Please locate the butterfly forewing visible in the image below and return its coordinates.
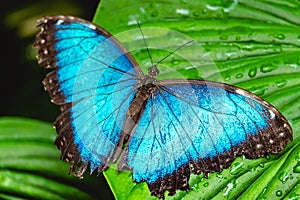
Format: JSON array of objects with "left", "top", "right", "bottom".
[{"left": 34, "top": 16, "right": 143, "bottom": 175}]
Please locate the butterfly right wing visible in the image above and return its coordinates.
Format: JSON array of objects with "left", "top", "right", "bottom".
[
  {"left": 34, "top": 16, "right": 143, "bottom": 175},
  {"left": 124, "top": 79, "right": 292, "bottom": 198}
]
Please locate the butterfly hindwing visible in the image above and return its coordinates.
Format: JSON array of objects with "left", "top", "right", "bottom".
[
  {"left": 34, "top": 16, "right": 143, "bottom": 175},
  {"left": 125, "top": 80, "right": 292, "bottom": 198}
]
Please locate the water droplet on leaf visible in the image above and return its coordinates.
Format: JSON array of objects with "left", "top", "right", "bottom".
[
  {"left": 230, "top": 162, "right": 244, "bottom": 175},
  {"left": 223, "top": 179, "right": 237, "bottom": 197},
  {"left": 275, "top": 79, "right": 287, "bottom": 88},
  {"left": 259, "top": 163, "right": 265, "bottom": 168},
  {"left": 220, "top": 35, "right": 228, "bottom": 40},
  {"left": 171, "top": 59, "right": 180, "bottom": 65},
  {"left": 248, "top": 67, "right": 257, "bottom": 78},
  {"left": 203, "top": 182, "right": 209, "bottom": 187},
  {"left": 193, "top": 11, "right": 199, "bottom": 17},
  {"left": 224, "top": 75, "right": 231, "bottom": 81},
  {"left": 250, "top": 85, "right": 268, "bottom": 96},
  {"left": 269, "top": 33, "right": 286, "bottom": 40},
  {"left": 216, "top": 172, "right": 223, "bottom": 179},
  {"left": 235, "top": 73, "right": 243, "bottom": 79},
  {"left": 260, "top": 64, "right": 277, "bottom": 73},
  {"left": 151, "top": 11, "right": 158, "bottom": 17},
  {"left": 276, "top": 190, "right": 283, "bottom": 197},
  {"left": 279, "top": 171, "right": 290, "bottom": 184},
  {"left": 293, "top": 161, "right": 300, "bottom": 173}
]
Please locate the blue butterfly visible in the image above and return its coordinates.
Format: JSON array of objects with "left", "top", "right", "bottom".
[{"left": 34, "top": 16, "right": 293, "bottom": 199}]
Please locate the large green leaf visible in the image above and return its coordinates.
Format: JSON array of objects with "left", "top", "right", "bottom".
[
  {"left": 0, "top": 117, "right": 105, "bottom": 200},
  {"left": 93, "top": 0, "right": 300, "bottom": 199}
]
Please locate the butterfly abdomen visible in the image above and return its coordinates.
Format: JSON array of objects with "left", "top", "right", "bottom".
[
  {"left": 113, "top": 81, "right": 158, "bottom": 162},
  {"left": 128, "top": 84, "right": 156, "bottom": 116}
]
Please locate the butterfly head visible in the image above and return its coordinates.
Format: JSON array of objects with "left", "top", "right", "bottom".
[{"left": 148, "top": 64, "right": 159, "bottom": 77}]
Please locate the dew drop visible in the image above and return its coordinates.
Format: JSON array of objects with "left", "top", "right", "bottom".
[
  {"left": 259, "top": 163, "right": 265, "bottom": 168},
  {"left": 279, "top": 171, "right": 290, "bottom": 184},
  {"left": 203, "top": 182, "right": 209, "bottom": 187},
  {"left": 193, "top": 11, "right": 199, "bottom": 17},
  {"left": 220, "top": 35, "right": 228, "bottom": 40},
  {"left": 151, "top": 11, "right": 158, "bottom": 17},
  {"left": 276, "top": 190, "right": 283, "bottom": 197},
  {"left": 235, "top": 73, "right": 243, "bottom": 79},
  {"left": 223, "top": 179, "right": 237, "bottom": 197},
  {"left": 235, "top": 36, "right": 241, "bottom": 41},
  {"left": 249, "top": 167, "right": 257, "bottom": 173},
  {"left": 248, "top": 67, "right": 257, "bottom": 78},
  {"left": 230, "top": 162, "right": 244, "bottom": 175},
  {"left": 224, "top": 75, "right": 231, "bottom": 81},
  {"left": 293, "top": 161, "right": 300, "bottom": 173},
  {"left": 269, "top": 33, "right": 286, "bottom": 40},
  {"left": 250, "top": 85, "right": 268, "bottom": 96},
  {"left": 190, "top": 184, "right": 199, "bottom": 191},
  {"left": 202, "top": 8, "right": 207, "bottom": 14},
  {"left": 171, "top": 59, "right": 180, "bottom": 65},
  {"left": 260, "top": 64, "right": 277, "bottom": 73},
  {"left": 216, "top": 172, "right": 223, "bottom": 179},
  {"left": 275, "top": 79, "right": 287, "bottom": 88}
]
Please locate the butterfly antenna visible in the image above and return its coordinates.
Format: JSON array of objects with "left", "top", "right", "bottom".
[
  {"left": 156, "top": 40, "right": 194, "bottom": 65},
  {"left": 137, "top": 21, "right": 154, "bottom": 66}
]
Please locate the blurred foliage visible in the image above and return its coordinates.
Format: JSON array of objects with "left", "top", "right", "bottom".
[
  {"left": 0, "top": 0, "right": 98, "bottom": 122},
  {"left": 0, "top": 117, "right": 113, "bottom": 199}
]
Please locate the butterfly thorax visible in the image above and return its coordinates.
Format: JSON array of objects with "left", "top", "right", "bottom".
[{"left": 127, "top": 74, "right": 157, "bottom": 119}]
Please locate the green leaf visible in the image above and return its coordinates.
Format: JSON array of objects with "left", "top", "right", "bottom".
[
  {"left": 93, "top": 0, "right": 300, "bottom": 199},
  {"left": 0, "top": 117, "right": 104, "bottom": 200}
]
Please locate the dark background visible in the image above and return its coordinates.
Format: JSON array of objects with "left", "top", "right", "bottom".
[
  {"left": 0, "top": 0, "right": 98, "bottom": 121},
  {"left": 0, "top": 0, "right": 114, "bottom": 199}
]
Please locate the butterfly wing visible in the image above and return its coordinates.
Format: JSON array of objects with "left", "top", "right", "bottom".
[
  {"left": 34, "top": 16, "right": 143, "bottom": 175},
  {"left": 125, "top": 79, "right": 292, "bottom": 198}
]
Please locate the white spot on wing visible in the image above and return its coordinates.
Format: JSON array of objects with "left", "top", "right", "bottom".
[
  {"left": 235, "top": 89, "right": 246, "bottom": 96},
  {"left": 56, "top": 19, "right": 64, "bottom": 25},
  {"left": 269, "top": 109, "right": 275, "bottom": 119},
  {"left": 279, "top": 132, "right": 285, "bottom": 137},
  {"left": 88, "top": 24, "right": 97, "bottom": 30}
]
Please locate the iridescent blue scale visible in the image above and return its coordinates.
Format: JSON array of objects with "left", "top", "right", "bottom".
[{"left": 34, "top": 16, "right": 292, "bottom": 199}]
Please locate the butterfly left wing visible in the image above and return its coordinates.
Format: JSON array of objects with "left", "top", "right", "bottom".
[
  {"left": 34, "top": 16, "right": 143, "bottom": 175},
  {"left": 123, "top": 79, "right": 292, "bottom": 198}
]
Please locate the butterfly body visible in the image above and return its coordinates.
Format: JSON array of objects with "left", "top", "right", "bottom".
[
  {"left": 113, "top": 74, "right": 158, "bottom": 163},
  {"left": 34, "top": 16, "right": 293, "bottom": 199}
]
